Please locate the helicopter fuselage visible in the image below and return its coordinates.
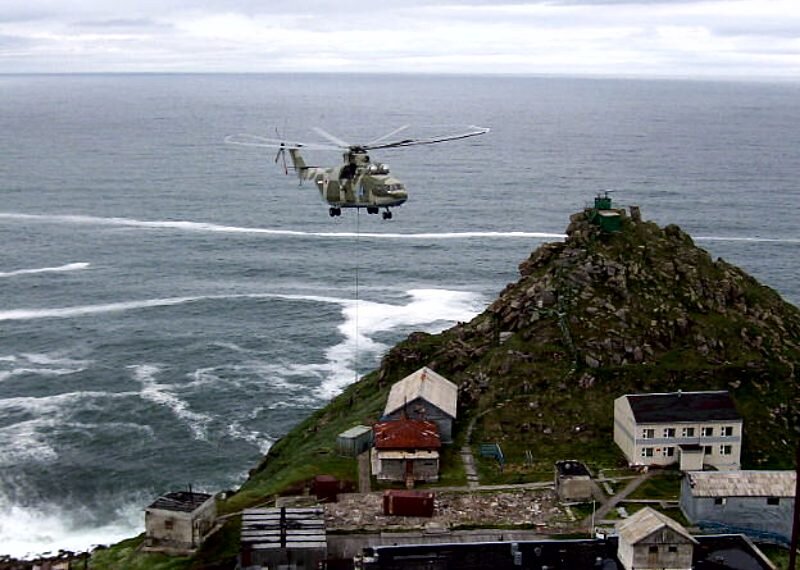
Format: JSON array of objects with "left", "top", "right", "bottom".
[{"left": 289, "top": 148, "right": 408, "bottom": 215}]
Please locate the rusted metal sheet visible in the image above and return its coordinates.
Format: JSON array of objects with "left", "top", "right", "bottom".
[{"left": 383, "top": 490, "right": 435, "bottom": 517}]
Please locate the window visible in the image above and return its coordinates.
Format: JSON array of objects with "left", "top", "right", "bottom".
[
  {"left": 704, "top": 445, "right": 713, "bottom": 455},
  {"left": 721, "top": 426, "right": 734, "bottom": 437},
  {"left": 701, "top": 426, "right": 714, "bottom": 437},
  {"left": 663, "top": 447, "right": 675, "bottom": 457},
  {"left": 649, "top": 546, "right": 659, "bottom": 553},
  {"left": 682, "top": 427, "right": 695, "bottom": 437},
  {"left": 719, "top": 444, "right": 732, "bottom": 456},
  {"left": 642, "top": 428, "right": 655, "bottom": 439},
  {"left": 714, "top": 497, "right": 726, "bottom": 506},
  {"left": 668, "top": 546, "right": 678, "bottom": 553},
  {"left": 663, "top": 428, "right": 676, "bottom": 438},
  {"left": 164, "top": 519, "right": 174, "bottom": 530},
  {"left": 641, "top": 447, "right": 654, "bottom": 458},
  {"left": 767, "top": 497, "right": 780, "bottom": 506}
]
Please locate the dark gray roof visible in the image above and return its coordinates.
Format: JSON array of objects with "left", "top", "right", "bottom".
[
  {"left": 555, "top": 460, "right": 590, "bottom": 477},
  {"left": 147, "top": 491, "right": 213, "bottom": 512},
  {"left": 626, "top": 391, "right": 740, "bottom": 423},
  {"left": 361, "top": 535, "right": 773, "bottom": 570}
]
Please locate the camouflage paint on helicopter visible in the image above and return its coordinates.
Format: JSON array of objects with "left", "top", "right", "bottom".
[{"left": 226, "top": 125, "right": 489, "bottom": 220}]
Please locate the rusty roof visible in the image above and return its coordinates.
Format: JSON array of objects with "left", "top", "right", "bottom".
[{"left": 373, "top": 419, "right": 441, "bottom": 450}]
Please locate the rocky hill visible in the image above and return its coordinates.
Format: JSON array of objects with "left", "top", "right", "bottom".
[
  {"left": 374, "top": 207, "right": 800, "bottom": 471},
  {"left": 235, "top": 204, "right": 799, "bottom": 512}
]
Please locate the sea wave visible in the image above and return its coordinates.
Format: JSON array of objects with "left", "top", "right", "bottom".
[
  {"left": 0, "top": 262, "right": 90, "bottom": 278},
  {"left": 129, "top": 364, "right": 213, "bottom": 442},
  {"left": 0, "top": 497, "right": 144, "bottom": 559},
  {"left": 0, "top": 212, "right": 561, "bottom": 240}
]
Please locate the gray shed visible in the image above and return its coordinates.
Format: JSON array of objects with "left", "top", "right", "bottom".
[
  {"left": 680, "top": 470, "right": 795, "bottom": 544},
  {"left": 337, "top": 425, "right": 373, "bottom": 456}
]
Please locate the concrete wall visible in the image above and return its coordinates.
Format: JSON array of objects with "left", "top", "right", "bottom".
[
  {"left": 680, "top": 478, "right": 794, "bottom": 543},
  {"left": 376, "top": 457, "right": 439, "bottom": 482},
  {"left": 145, "top": 498, "right": 216, "bottom": 550},
  {"left": 556, "top": 476, "right": 593, "bottom": 502}
]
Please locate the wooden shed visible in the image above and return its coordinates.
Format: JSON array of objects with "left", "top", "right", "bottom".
[
  {"left": 616, "top": 507, "right": 696, "bottom": 570},
  {"left": 383, "top": 367, "right": 457, "bottom": 443}
]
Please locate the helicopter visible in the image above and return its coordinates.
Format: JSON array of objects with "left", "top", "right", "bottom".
[{"left": 225, "top": 125, "right": 489, "bottom": 219}]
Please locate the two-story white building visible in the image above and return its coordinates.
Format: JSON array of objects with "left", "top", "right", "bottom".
[{"left": 614, "top": 390, "right": 742, "bottom": 470}]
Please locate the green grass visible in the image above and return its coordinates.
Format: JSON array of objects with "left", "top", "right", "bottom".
[
  {"left": 757, "top": 544, "right": 790, "bottom": 570},
  {"left": 627, "top": 470, "right": 682, "bottom": 501},
  {"left": 89, "top": 536, "right": 191, "bottom": 570}
]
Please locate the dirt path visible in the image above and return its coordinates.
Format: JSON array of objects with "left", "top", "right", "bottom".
[{"left": 581, "top": 470, "right": 655, "bottom": 528}]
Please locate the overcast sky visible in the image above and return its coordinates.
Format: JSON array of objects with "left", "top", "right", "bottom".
[{"left": 1, "top": 0, "right": 799, "bottom": 78}]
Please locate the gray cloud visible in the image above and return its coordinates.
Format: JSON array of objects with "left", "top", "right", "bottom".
[{"left": 0, "top": 0, "right": 797, "bottom": 77}]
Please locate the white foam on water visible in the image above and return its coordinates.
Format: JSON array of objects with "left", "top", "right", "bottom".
[
  {"left": 0, "top": 498, "right": 143, "bottom": 559},
  {"left": 0, "top": 352, "right": 92, "bottom": 383},
  {"left": 316, "top": 288, "right": 485, "bottom": 398},
  {"left": 130, "top": 364, "right": 213, "bottom": 441},
  {"left": 0, "top": 262, "right": 90, "bottom": 278},
  {"left": 0, "top": 296, "right": 203, "bottom": 322},
  {"left": 0, "top": 212, "right": 561, "bottom": 240},
  {"left": 0, "top": 419, "right": 59, "bottom": 465},
  {"left": 225, "top": 421, "right": 274, "bottom": 454},
  {"left": 695, "top": 235, "right": 800, "bottom": 244},
  {"left": 0, "top": 292, "right": 350, "bottom": 323}
]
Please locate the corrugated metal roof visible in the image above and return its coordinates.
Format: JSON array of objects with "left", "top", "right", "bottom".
[
  {"left": 384, "top": 367, "right": 458, "bottom": 419},
  {"left": 241, "top": 507, "right": 326, "bottom": 550},
  {"left": 617, "top": 507, "right": 697, "bottom": 545},
  {"left": 625, "top": 390, "right": 741, "bottom": 423},
  {"left": 373, "top": 419, "right": 441, "bottom": 450},
  {"left": 686, "top": 470, "right": 796, "bottom": 497},
  {"left": 337, "top": 425, "right": 372, "bottom": 439}
]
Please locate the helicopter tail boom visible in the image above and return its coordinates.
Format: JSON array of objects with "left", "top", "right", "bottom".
[{"left": 287, "top": 148, "right": 314, "bottom": 180}]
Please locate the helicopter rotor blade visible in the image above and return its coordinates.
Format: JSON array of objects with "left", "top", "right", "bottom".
[
  {"left": 365, "top": 125, "right": 410, "bottom": 146},
  {"left": 312, "top": 127, "right": 351, "bottom": 149},
  {"left": 225, "top": 134, "right": 341, "bottom": 151},
  {"left": 364, "top": 125, "right": 490, "bottom": 150}
]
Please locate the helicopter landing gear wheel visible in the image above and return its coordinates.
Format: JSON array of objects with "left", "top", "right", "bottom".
[
  {"left": 382, "top": 210, "right": 393, "bottom": 220},
  {"left": 329, "top": 207, "right": 342, "bottom": 217},
  {"left": 367, "top": 206, "right": 379, "bottom": 215}
]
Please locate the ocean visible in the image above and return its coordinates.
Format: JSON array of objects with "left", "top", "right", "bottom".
[{"left": 0, "top": 73, "right": 798, "bottom": 557}]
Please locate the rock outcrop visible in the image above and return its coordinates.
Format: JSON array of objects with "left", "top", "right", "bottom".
[{"left": 378, "top": 208, "right": 800, "bottom": 467}]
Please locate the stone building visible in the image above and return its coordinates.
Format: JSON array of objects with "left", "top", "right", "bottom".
[
  {"left": 554, "top": 460, "right": 593, "bottom": 502},
  {"left": 681, "top": 470, "right": 795, "bottom": 544},
  {"left": 144, "top": 491, "right": 216, "bottom": 553},
  {"left": 383, "top": 367, "right": 457, "bottom": 443},
  {"left": 614, "top": 390, "right": 742, "bottom": 470}
]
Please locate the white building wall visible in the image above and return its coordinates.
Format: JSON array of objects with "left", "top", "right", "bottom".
[{"left": 613, "top": 396, "right": 742, "bottom": 469}]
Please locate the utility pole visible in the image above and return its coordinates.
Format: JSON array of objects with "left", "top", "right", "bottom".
[{"left": 790, "top": 439, "right": 800, "bottom": 570}]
